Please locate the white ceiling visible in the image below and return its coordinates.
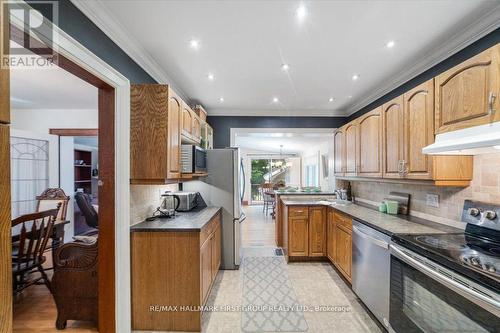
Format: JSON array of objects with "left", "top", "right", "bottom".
[
  {"left": 10, "top": 42, "right": 98, "bottom": 109},
  {"left": 235, "top": 131, "right": 332, "bottom": 154},
  {"left": 79, "top": 0, "right": 500, "bottom": 116}
]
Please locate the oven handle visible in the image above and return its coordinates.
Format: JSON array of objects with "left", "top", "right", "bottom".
[{"left": 390, "top": 244, "right": 500, "bottom": 316}]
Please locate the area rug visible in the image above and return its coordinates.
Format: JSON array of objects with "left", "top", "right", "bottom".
[{"left": 241, "top": 256, "right": 308, "bottom": 332}]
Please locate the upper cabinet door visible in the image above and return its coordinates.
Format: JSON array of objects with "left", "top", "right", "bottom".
[
  {"left": 344, "top": 122, "right": 358, "bottom": 176},
  {"left": 403, "top": 79, "right": 435, "bottom": 180},
  {"left": 192, "top": 116, "right": 201, "bottom": 143},
  {"left": 382, "top": 96, "right": 404, "bottom": 179},
  {"left": 435, "top": 44, "right": 500, "bottom": 134},
  {"left": 357, "top": 107, "right": 383, "bottom": 177},
  {"left": 182, "top": 104, "right": 193, "bottom": 137},
  {"left": 333, "top": 128, "right": 345, "bottom": 176},
  {"left": 167, "top": 89, "right": 182, "bottom": 179}
]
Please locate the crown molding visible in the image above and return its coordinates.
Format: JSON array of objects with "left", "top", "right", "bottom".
[
  {"left": 70, "top": 0, "right": 188, "bottom": 101},
  {"left": 345, "top": 4, "right": 500, "bottom": 116},
  {"left": 206, "top": 108, "right": 348, "bottom": 117}
]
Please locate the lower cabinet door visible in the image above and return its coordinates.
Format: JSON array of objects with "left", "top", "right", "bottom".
[
  {"left": 289, "top": 216, "right": 309, "bottom": 256},
  {"left": 335, "top": 226, "right": 352, "bottom": 281},
  {"left": 308, "top": 207, "right": 326, "bottom": 257},
  {"left": 200, "top": 238, "right": 212, "bottom": 304},
  {"left": 211, "top": 223, "right": 221, "bottom": 280},
  {"left": 327, "top": 209, "right": 335, "bottom": 262}
]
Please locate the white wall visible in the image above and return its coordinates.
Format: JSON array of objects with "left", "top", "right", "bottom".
[
  {"left": 11, "top": 108, "right": 98, "bottom": 132},
  {"left": 301, "top": 141, "right": 332, "bottom": 190}
]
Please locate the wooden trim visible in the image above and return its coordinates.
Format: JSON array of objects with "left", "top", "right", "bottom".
[
  {"left": 433, "top": 180, "right": 471, "bottom": 187},
  {"left": 0, "top": 125, "right": 12, "bottom": 333},
  {"left": 6, "top": 23, "right": 117, "bottom": 332},
  {"left": 49, "top": 128, "right": 98, "bottom": 136}
]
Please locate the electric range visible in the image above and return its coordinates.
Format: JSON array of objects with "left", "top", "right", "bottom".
[{"left": 389, "top": 200, "right": 500, "bottom": 333}]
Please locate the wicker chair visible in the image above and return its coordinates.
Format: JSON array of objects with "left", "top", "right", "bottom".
[{"left": 51, "top": 236, "right": 98, "bottom": 330}]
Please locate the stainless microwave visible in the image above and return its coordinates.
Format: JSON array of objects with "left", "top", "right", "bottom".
[{"left": 181, "top": 145, "right": 207, "bottom": 173}]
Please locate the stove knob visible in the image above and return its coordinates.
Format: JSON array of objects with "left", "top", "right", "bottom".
[
  {"left": 470, "top": 257, "right": 481, "bottom": 266},
  {"left": 468, "top": 208, "right": 480, "bottom": 217},
  {"left": 484, "top": 210, "right": 497, "bottom": 220},
  {"left": 484, "top": 263, "right": 496, "bottom": 273}
]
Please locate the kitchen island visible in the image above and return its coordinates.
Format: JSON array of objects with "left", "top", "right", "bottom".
[{"left": 130, "top": 206, "right": 222, "bottom": 332}]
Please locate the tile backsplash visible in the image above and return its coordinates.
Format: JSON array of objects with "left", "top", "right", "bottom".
[
  {"left": 346, "top": 153, "right": 500, "bottom": 226},
  {"left": 130, "top": 184, "right": 179, "bottom": 225}
]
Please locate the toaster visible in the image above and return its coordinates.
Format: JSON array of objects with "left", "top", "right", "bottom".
[{"left": 174, "top": 191, "right": 198, "bottom": 211}]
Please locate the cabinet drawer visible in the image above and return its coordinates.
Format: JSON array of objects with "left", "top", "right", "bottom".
[
  {"left": 289, "top": 206, "right": 309, "bottom": 218},
  {"left": 334, "top": 211, "right": 352, "bottom": 233}
]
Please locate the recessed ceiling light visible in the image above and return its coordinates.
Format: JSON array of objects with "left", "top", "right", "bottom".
[
  {"left": 347, "top": 95, "right": 353, "bottom": 99},
  {"left": 296, "top": 4, "right": 307, "bottom": 21},
  {"left": 329, "top": 97, "right": 334, "bottom": 102},
  {"left": 281, "top": 63, "right": 290, "bottom": 71},
  {"left": 219, "top": 97, "right": 224, "bottom": 102},
  {"left": 272, "top": 97, "right": 279, "bottom": 103},
  {"left": 189, "top": 39, "right": 200, "bottom": 49},
  {"left": 386, "top": 40, "right": 395, "bottom": 48},
  {"left": 352, "top": 74, "right": 359, "bottom": 81},
  {"left": 494, "top": 145, "right": 500, "bottom": 150},
  {"left": 207, "top": 73, "right": 215, "bottom": 81}
]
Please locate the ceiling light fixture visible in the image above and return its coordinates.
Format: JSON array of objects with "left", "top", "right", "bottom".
[
  {"left": 296, "top": 4, "right": 307, "bottom": 21},
  {"left": 272, "top": 97, "right": 279, "bottom": 103},
  {"left": 219, "top": 97, "right": 224, "bottom": 102},
  {"left": 189, "top": 39, "right": 200, "bottom": 49},
  {"left": 352, "top": 74, "right": 359, "bottom": 81},
  {"left": 386, "top": 40, "right": 395, "bottom": 48},
  {"left": 207, "top": 73, "right": 215, "bottom": 81},
  {"left": 494, "top": 145, "right": 500, "bottom": 150},
  {"left": 281, "top": 63, "right": 290, "bottom": 71},
  {"left": 329, "top": 97, "right": 334, "bottom": 102},
  {"left": 347, "top": 95, "right": 353, "bottom": 99}
]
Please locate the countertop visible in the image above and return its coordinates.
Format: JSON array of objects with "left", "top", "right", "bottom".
[
  {"left": 275, "top": 191, "right": 337, "bottom": 195},
  {"left": 130, "top": 206, "right": 222, "bottom": 232},
  {"left": 282, "top": 200, "right": 461, "bottom": 236}
]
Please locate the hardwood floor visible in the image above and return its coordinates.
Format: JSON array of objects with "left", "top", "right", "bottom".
[
  {"left": 13, "top": 261, "right": 98, "bottom": 332},
  {"left": 241, "top": 205, "right": 276, "bottom": 247}
]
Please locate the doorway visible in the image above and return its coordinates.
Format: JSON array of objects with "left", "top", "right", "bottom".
[{"left": 1, "top": 6, "right": 131, "bottom": 332}]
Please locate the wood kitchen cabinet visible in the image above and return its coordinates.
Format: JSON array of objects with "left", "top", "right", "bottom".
[
  {"left": 435, "top": 44, "right": 500, "bottom": 134},
  {"left": 333, "top": 127, "right": 345, "bottom": 176},
  {"left": 286, "top": 206, "right": 327, "bottom": 258},
  {"left": 382, "top": 96, "right": 404, "bottom": 178},
  {"left": 288, "top": 207, "right": 309, "bottom": 257},
  {"left": 344, "top": 121, "right": 358, "bottom": 176},
  {"left": 357, "top": 107, "right": 383, "bottom": 177},
  {"left": 326, "top": 208, "right": 336, "bottom": 262},
  {"left": 334, "top": 211, "right": 352, "bottom": 282},
  {"left": 131, "top": 212, "right": 221, "bottom": 332},
  {"left": 131, "top": 84, "right": 183, "bottom": 184},
  {"left": 308, "top": 206, "right": 327, "bottom": 257},
  {"left": 192, "top": 116, "right": 202, "bottom": 143},
  {"left": 182, "top": 103, "right": 194, "bottom": 138}
]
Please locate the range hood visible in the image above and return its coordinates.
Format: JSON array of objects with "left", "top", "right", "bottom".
[{"left": 423, "top": 122, "right": 500, "bottom": 155}]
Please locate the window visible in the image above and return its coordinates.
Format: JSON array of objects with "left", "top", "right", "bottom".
[
  {"left": 10, "top": 137, "right": 49, "bottom": 218},
  {"left": 305, "top": 164, "right": 318, "bottom": 187}
]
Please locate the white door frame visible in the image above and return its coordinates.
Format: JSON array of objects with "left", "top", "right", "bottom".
[{"left": 10, "top": 3, "right": 131, "bottom": 332}]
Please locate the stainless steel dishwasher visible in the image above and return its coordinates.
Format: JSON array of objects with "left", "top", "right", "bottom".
[{"left": 352, "top": 219, "right": 391, "bottom": 329}]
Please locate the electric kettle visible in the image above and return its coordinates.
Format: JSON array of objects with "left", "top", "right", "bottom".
[{"left": 159, "top": 192, "right": 180, "bottom": 216}]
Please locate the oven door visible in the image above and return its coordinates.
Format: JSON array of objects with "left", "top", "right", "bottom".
[{"left": 389, "top": 244, "right": 500, "bottom": 333}]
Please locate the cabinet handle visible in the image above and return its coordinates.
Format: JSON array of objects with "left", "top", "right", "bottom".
[{"left": 488, "top": 92, "right": 497, "bottom": 115}]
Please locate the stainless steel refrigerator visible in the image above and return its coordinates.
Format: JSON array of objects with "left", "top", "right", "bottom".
[{"left": 183, "top": 148, "right": 246, "bottom": 269}]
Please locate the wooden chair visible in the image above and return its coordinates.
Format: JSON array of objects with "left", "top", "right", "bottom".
[
  {"left": 260, "top": 183, "right": 275, "bottom": 215},
  {"left": 11, "top": 206, "right": 60, "bottom": 294},
  {"left": 36, "top": 188, "right": 70, "bottom": 221},
  {"left": 52, "top": 237, "right": 98, "bottom": 329}
]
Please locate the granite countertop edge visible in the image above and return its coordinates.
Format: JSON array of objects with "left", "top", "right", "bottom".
[
  {"left": 282, "top": 200, "right": 461, "bottom": 236},
  {"left": 130, "top": 206, "right": 222, "bottom": 232}
]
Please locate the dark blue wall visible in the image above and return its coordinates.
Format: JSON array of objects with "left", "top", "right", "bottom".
[
  {"left": 32, "top": 0, "right": 156, "bottom": 83},
  {"left": 206, "top": 116, "right": 345, "bottom": 148}
]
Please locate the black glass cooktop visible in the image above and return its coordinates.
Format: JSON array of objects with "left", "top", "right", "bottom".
[{"left": 393, "top": 227, "right": 500, "bottom": 292}]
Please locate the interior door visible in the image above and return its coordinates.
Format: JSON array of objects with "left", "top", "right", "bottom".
[
  {"left": 382, "top": 96, "right": 404, "bottom": 179},
  {"left": 403, "top": 79, "right": 434, "bottom": 179}
]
